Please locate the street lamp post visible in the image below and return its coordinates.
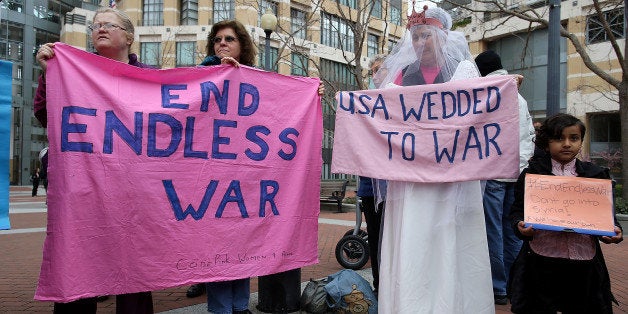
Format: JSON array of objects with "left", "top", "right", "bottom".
[{"left": 260, "top": 11, "right": 277, "bottom": 71}]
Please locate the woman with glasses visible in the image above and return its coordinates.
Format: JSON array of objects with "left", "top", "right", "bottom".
[
  {"left": 193, "top": 19, "right": 257, "bottom": 314},
  {"left": 34, "top": 7, "right": 154, "bottom": 314}
]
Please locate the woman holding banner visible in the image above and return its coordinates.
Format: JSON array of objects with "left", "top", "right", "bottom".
[
  {"left": 34, "top": 7, "right": 154, "bottom": 314},
  {"left": 373, "top": 3, "right": 494, "bottom": 313}
]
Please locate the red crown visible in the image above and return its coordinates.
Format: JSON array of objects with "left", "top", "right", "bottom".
[{"left": 407, "top": 3, "right": 444, "bottom": 30}]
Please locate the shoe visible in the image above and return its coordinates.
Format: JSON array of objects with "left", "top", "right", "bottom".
[
  {"left": 494, "top": 295, "right": 508, "bottom": 305},
  {"left": 186, "top": 283, "right": 206, "bottom": 298}
]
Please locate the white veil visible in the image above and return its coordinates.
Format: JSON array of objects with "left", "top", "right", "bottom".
[{"left": 376, "top": 2, "right": 474, "bottom": 88}]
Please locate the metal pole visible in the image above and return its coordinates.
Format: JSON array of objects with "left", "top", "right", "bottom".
[
  {"left": 547, "top": 0, "right": 561, "bottom": 116},
  {"left": 264, "top": 30, "right": 272, "bottom": 71}
]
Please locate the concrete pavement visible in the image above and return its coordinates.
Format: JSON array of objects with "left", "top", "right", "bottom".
[{"left": 2, "top": 186, "right": 627, "bottom": 313}]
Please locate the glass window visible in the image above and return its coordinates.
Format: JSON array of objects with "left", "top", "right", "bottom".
[
  {"left": 488, "top": 28, "right": 567, "bottom": 114},
  {"left": 390, "top": 0, "right": 402, "bottom": 25},
  {"left": 258, "top": 46, "right": 279, "bottom": 72},
  {"left": 387, "top": 38, "right": 397, "bottom": 53},
  {"left": 319, "top": 58, "right": 358, "bottom": 180},
  {"left": 321, "top": 13, "right": 354, "bottom": 52},
  {"left": 140, "top": 42, "right": 161, "bottom": 67},
  {"left": 586, "top": 8, "right": 624, "bottom": 44},
  {"left": 181, "top": 0, "right": 198, "bottom": 25},
  {"left": 1, "top": 0, "right": 23, "bottom": 13},
  {"left": 338, "top": 0, "right": 357, "bottom": 9},
  {"left": 589, "top": 113, "right": 622, "bottom": 174},
  {"left": 143, "top": 0, "right": 164, "bottom": 26},
  {"left": 176, "top": 41, "right": 196, "bottom": 66},
  {"left": 372, "top": 0, "right": 382, "bottom": 18},
  {"left": 291, "top": 53, "right": 308, "bottom": 76},
  {"left": 291, "top": 8, "right": 307, "bottom": 39},
  {"left": 213, "top": 0, "right": 234, "bottom": 23},
  {"left": 367, "top": 34, "right": 379, "bottom": 57}
]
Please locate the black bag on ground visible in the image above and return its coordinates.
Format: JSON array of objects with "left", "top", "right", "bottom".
[{"left": 300, "top": 278, "right": 330, "bottom": 314}]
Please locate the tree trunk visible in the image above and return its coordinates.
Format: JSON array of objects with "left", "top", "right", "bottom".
[{"left": 620, "top": 82, "right": 628, "bottom": 200}]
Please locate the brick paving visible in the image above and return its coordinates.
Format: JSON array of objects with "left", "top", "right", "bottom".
[{"left": 1, "top": 186, "right": 627, "bottom": 313}]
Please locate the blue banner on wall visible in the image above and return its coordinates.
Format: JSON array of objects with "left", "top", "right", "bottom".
[{"left": 0, "top": 60, "right": 12, "bottom": 230}]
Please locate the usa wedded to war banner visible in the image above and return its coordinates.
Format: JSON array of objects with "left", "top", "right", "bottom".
[
  {"left": 331, "top": 75, "right": 520, "bottom": 183},
  {"left": 36, "top": 44, "right": 322, "bottom": 302}
]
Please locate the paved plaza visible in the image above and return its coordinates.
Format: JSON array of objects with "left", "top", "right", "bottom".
[{"left": 1, "top": 186, "right": 626, "bottom": 313}]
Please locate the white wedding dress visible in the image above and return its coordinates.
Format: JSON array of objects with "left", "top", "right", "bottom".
[{"left": 378, "top": 61, "right": 494, "bottom": 314}]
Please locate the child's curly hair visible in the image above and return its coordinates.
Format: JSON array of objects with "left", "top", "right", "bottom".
[{"left": 535, "top": 113, "right": 586, "bottom": 150}]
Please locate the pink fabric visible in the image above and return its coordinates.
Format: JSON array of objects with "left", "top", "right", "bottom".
[
  {"left": 332, "top": 75, "right": 521, "bottom": 182},
  {"left": 35, "top": 44, "right": 322, "bottom": 302},
  {"left": 420, "top": 66, "right": 440, "bottom": 84}
]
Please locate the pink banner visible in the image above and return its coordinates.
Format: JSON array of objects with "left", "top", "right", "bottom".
[
  {"left": 332, "top": 75, "right": 520, "bottom": 182},
  {"left": 36, "top": 44, "right": 322, "bottom": 302}
]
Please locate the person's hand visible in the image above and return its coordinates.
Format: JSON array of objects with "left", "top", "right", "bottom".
[
  {"left": 36, "top": 43, "right": 56, "bottom": 73},
  {"left": 514, "top": 74, "right": 524, "bottom": 88},
  {"left": 600, "top": 226, "right": 623, "bottom": 244},
  {"left": 220, "top": 56, "right": 240, "bottom": 68},
  {"left": 318, "top": 82, "right": 325, "bottom": 96},
  {"left": 517, "top": 221, "right": 534, "bottom": 237}
]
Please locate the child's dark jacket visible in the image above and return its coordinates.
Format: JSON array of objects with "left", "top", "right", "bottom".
[{"left": 508, "top": 154, "right": 622, "bottom": 313}]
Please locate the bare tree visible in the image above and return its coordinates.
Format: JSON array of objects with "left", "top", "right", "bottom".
[{"left": 444, "top": 0, "right": 627, "bottom": 199}]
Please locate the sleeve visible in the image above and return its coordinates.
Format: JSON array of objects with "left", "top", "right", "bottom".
[
  {"left": 509, "top": 169, "right": 533, "bottom": 240},
  {"left": 517, "top": 94, "right": 535, "bottom": 173},
  {"left": 33, "top": 74, "right": 47, "bottom": 128}
]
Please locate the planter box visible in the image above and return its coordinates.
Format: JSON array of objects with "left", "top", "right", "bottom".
[{"left": 616, "top": 213, "right": 628, "bottom": 231}]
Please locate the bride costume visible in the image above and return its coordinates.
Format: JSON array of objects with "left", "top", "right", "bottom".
[{"left": 375, "top": 2, "right": 494, "bottom": 313}]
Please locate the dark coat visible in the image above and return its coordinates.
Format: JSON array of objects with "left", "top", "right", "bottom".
[{"left": 508, "top": 154, "right": 622, "bottom": 313}]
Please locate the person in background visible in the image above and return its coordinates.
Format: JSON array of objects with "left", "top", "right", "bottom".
[
  {"left": 355, "top": 54, "right": 388, "bottom": 296},
  {"left": 34, "top": 7, "right": 154, "bottom": 314},
  {"left": 474, "top": 50, "right": 535, "bottom": 305},
  {"left": 191, "top": 19, "right": 325, "bottom": 313},
  {"left": 374, "top": 3, "right": 494, "bottom": 312},
  {"left": 508, "top": 113, "right": 623, "bottom": 313},
  {"left": 31, "top": 168, "right": 40, "bottom": 197}
]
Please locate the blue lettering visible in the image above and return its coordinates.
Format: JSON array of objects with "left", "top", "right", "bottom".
[
  {"left": 338, "top": 91, "right": 355, "bottom": 113},
  {"left": 184, "top": 116, "right": 208, "bottom": 159},
  {"left": 212, "top": 119, "right": 237, "bottom": 159},
  {"left": 215, "top": 180, "right": 248, "bottom": 218},
  {"left": 372, "top": 94, "right": 390, "bottom": 119},
  {"left": 426, "top": 91, "right": 439, "bottom": 120},
  {"left": 245, "top": 125, "right": 270, "bottom": 161},
  {"left": 200, "top": 80, "right": 229, "bottom": 113},
  {"left": 484, "top": 123, "right": 502, "bottom": 156},
  {"left": 486, "top": 86, "right": 501, "bottom": 112},
  {"left": 381, "top": 131, "right": 399, "bottom": 160},
  {"left": 358, "top": 94, "right": 371, "bottom": 115},
  {"left": 238, "top": 82, "right": 259, "bottom": 116},
  {"left": 472, "top": 88, "right": 484, "bottom": 114},
  {"left": 433, "top": 130, "right": 459, "bottom": 163},
  {"left": 147, "top": 113, "right": 182, "bottom": 157},
  {"left": 103, "top": 111, "right": 143, "bottom": 155},
  {"left": 278, "top": 128, "right": 299, "bottom": 160},
  {"left": 259, "top": 180, "right": 280, "bottom": 217},
  {"left": 441, "top": 91, "right": 456, "bottom": 119},
  {"left": 163, "top": 179, "right": 218, "bottom": 221},
  {"left": 457, "top": 90, "right": 471, "bottom": 116},
  {"left": 402, "top": 133, "right": 415, "bottom": 161},
  {"left": 61, "top": 106, "right": 96, "bottom": 153},
  {"left": 462, "top": 126, "right": 482, "bottom": 161},
  {"left": 161, "top": 84, "right": 189, "bottom": 109}
]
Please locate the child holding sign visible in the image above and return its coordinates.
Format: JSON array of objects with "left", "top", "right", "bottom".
[{"left": 509, "top": 113, "right": 623, "bottom": 313}]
